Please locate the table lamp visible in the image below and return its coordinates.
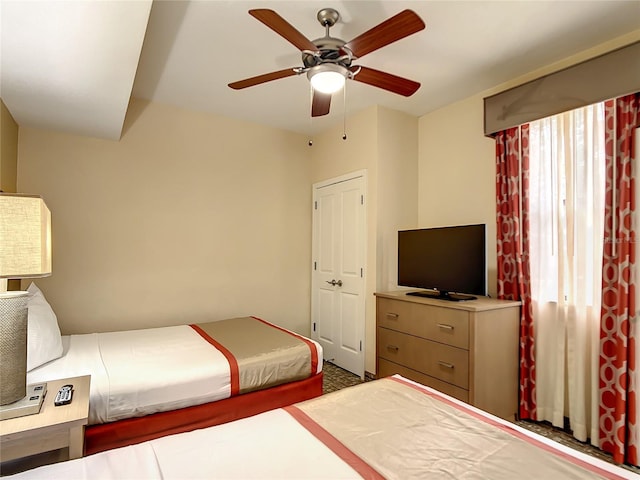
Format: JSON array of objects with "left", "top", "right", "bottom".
[{"left": 0, "top": 193, "right": 51, "bottom": 406}]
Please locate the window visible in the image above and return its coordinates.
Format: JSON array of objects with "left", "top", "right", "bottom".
[{"left": 528, "top": 103, "right": 606, "bottom": 306}]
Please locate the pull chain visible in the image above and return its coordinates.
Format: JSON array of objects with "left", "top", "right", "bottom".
[
  {"left": 308, "top": 85, "right": 314, "bottom": 146},
  {"left": 342, "top": 81, "right": 347, "bottom": 140}
]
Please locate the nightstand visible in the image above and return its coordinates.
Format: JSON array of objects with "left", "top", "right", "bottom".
[{"left": 0, "top": 375, "right": 90, "bottom": 464}]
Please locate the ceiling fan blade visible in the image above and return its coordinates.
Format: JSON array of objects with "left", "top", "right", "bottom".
[
  {"left": 343, "top": 10, "right": 425, "bottom": 59},
  {"left": 249, "top": 9, "right": 317, "bottom": 52},
  {"left": 351, "top": 66, "right": 420, "bottom": 97},
  {"left": 228, "top": 68, "right": 298, "bottom": 90},
  {"left": 311, "top": 91, "right": 332, "bottom": 117}
]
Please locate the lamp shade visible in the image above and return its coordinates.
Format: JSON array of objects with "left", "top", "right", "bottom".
[
  {"left": 0, "top": 193, "right": 52, "bottom": 279},
  {"left": 308, "top": 64, "right": 347, "bottom": 94}
]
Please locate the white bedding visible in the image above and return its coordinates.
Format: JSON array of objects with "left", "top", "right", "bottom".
[
  {"left": 8, "top": 376, "right": 636, "bottom": 480},
  {"left": 26, "top": 324, "right": 322, "bottom": 424},
  {"left": 10, "top": 409, "right": 363, "bottom": 480}
]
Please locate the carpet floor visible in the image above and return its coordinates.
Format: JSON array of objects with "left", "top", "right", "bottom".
[{"left": 322, "top": 361, "right": 640, "bottom": 474}]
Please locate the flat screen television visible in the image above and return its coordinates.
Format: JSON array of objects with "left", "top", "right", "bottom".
[{"left": 398, "top": 224, "right": 486, "bottom": 301}]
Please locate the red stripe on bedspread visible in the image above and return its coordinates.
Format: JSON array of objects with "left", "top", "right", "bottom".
[
  {"left": 251, "top": 316, "right": 319, "bottom": 375},
  {"left": 85, "top": 373, "right": 323, "bottom": 455},
  {"left": 285, "top": 405, "right": 385, "bottom": 480},
  {"left": 190, "top": 324, "right": 240, "bottom": 396},
  {"left": 389, "top": 376, "right": 629, "bottom": 480}
]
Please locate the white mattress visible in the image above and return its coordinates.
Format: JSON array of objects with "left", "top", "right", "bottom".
[
  {"left": 26, "top": 324, "right": 322, "bottom": 424},
  {"left": 8, "top": 375, "right": 636, "bottom": 480}
]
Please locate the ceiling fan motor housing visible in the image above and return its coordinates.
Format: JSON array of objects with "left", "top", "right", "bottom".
[
  {"left": 302, "top": 8, "right": 353, "bottom": 69},
  {"left": 302, "top": 36, "right": 352, "bottom": 68}
]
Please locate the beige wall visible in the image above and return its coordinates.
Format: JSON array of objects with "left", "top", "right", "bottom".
[
  {"left": 310, "top": 105, "right": 418, "bottom": 374},
  {"left": 16, "top": 98, "right": 417, "bottom": 374},
  {"left": 0, "top": 99, "right": 20, "bottom": 291},
  {"left": 1, "top": 99, "right": 19, "bottom": 193},
  {"left": 418, "top": 31, "right": 640, "bottom": 298},
  {"left": 310, "top": 106, "right": 379, "bottom": 184},
  {"left": 377, "top": 107, "right": 419, "bottom": 293},
  {"left": 418, "top": 95, "right": 497, "bottom": 294},
  {"left": 17, "top": 99, "right": 312, "bottom": 335}
]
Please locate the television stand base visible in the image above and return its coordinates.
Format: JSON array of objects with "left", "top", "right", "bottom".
[{"left": 406, "top": 291, "right": 477, "bottom": 302}]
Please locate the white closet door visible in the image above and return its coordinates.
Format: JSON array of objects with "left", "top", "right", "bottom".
[{"left": 311, "top": 172, "right": 366, "bottom": 378}]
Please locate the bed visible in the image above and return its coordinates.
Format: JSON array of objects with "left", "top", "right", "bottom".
[
  {"left": 7, "top": 375, "right": 635, "bottom": 479},
  {"left": 24, "top": 285, "right": 323, "bottom": 455}
]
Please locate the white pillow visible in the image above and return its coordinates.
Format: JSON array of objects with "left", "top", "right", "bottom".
[{"left": 26, "top": 283, "right": 64, "bottom": 371}]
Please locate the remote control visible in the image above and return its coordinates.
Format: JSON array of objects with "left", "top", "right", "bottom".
[{"left": 54, "top": 384, "right": 73, "bottom": 406}]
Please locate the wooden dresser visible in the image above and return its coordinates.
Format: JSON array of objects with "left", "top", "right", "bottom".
[{"left": 375, "top": 291, "right": 520, "bottom": 420}]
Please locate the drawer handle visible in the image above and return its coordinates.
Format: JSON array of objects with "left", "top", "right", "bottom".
[
  {"left": 438, "top": 361, "right": 454, "bottom": 369},
  {"left": 437, "top": 323, "right": 454, "bottom": 331},
  {"left": 386, "top": 312, "right": 399, "bottom": 319},
  {"left": 386, "top": 345, "right": 399, "bottom": 352}
]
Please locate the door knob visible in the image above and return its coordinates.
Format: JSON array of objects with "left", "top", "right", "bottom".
[{"left": 325, "top": 279, "right": 343, "bottom": 287}]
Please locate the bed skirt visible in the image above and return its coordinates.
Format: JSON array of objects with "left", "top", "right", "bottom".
[{"left": 84, "top": 371, "right": 323, "bottom": 455}]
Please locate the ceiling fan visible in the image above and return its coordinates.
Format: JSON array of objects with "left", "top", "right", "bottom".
[{"left": 228, "top": 8, "right": 425, "bottom": 117}]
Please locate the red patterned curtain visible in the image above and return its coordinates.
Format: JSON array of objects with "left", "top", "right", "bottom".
[
  {"left": 599, "top": 93, "right": 640, "bottom": 466},
  {"left": 496, "top": 125, "right": 536, "bottom": 420}
]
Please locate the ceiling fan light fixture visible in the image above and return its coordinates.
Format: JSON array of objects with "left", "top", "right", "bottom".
[{"left": 308, "top": 64, "right": 347, "bottom": 94}]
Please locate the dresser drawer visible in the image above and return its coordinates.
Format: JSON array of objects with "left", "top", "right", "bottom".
[
  {"left": 377, "top": 297, "right": 413, "bottom": 330},
  {"left": 377, "top": 327, "right": 469, "bottom": 388},
  {"left": 377, "top": 358, "right": 469, "bottom": 403},
  {"left": 377, "top": 297, "right": 469, "bottom": 349}
]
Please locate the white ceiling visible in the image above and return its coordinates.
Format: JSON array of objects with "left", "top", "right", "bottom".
[
  {"left": 1, "top": 0, "right": 152, "bottom": 140},
  {"left": 2, "top": 1, "right": 639, "bottom": 140}
]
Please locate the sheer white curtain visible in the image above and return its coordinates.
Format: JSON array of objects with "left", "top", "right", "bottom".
[{"left": 529, "top": 103, "right": 606, "bottom": 444}]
